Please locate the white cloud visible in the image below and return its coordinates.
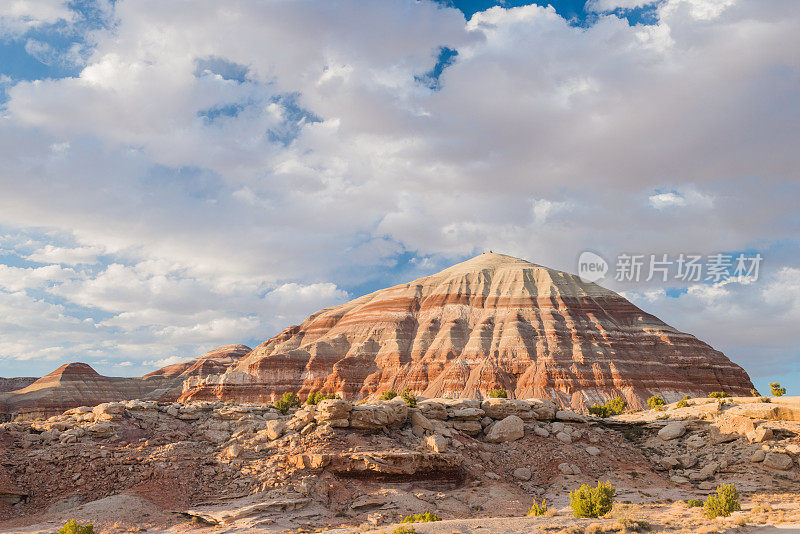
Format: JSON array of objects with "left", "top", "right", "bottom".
[
  {"left": 0, "top": 0, "right": 73, "bottom": 34},
  {"left": 0, "top": 0, "right": 797, "bottom": 380},
  {"left": 27, "top": 244, "right": 103, "bottom": 265}
]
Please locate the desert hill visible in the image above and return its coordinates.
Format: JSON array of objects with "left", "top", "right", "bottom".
[{"left": 180, "top": 253, "right": 754, "bottom": 410}]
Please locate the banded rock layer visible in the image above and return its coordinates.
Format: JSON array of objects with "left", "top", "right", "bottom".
[{"left": 180, "top": 253, "right": 754, "bottom": 410}]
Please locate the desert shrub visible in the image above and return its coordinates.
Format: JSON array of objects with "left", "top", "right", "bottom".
[
  {"left": 686, "top": 498, "right": 703, "bottom": 508},
  {"left": 305, "top": 391, "right": 336, "bottom": 405},
  {"left": 488, "top": 388, "right": 508, "bottom": 398},
  {"left": 527, "top": 499, "right": 548, "bottom": 517},
  {"left": 647, "top": 395, "right": 665, "bottom": 410},
  {"left": 392, "top": 527, "right": 416, "bottom": 534},
  {"left": 400, "top": 512, "right": 441, "bottom": 523},
  {"left": 704, "top": 483, "right": 741, "bottom": 519},
  {"left": 770, "top": 382, "right": 787, "bottom": 397},
  {"left": 58, "top": 520, "right": 94, "bottom": 534},
  {"left": 274, "top": 392, "right": 301, "bottom": 414},
  {"left": 676, "top": 399, "right": 689, "bottom": 408},
  {"left": 589, "top": 397, "right": 627, "bottom": 418},
  {"left": 380, "top": 389, "right": 397, "bottom": 400},
  {"left": 615, "top": 518, "right": 652, "bottom": 532},
  {"left": 750, "top": 388, "right": 760, "bottom": 397},
  {"left": 708, "top": 391, "right": 731, "bottom": 399},
  {"left": 569, "top": 481, "right": 615, "bottom": 518},
  {"left": 400, "top": 388, "right": 417, "bottom": 407}
]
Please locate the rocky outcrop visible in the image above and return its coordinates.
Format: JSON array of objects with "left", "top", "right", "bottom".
[
  {"left": 181, "top": 253, "right": 754, "bottom": 410},
  {"left": 143, "top": 344, "right": 251, "bottom": 401},
  {"left": 0, "top": 346, "right": 251, "bottom": 419}
]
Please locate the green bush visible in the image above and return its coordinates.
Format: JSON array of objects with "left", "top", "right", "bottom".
[
  {"left": 380, "top": 389, "right": 397, "bottom": 400},
  {"left": 274, "top": 392, "right": 301, "bottom": 414},
  {"left": 569, "top": 481, "right": 615, "bottom": 518},
  {"left": 305, "top": 391, "right": 336, "bottom": 405},
  {"left": 676, "top": 399, "right": 689, "bottom": 408},
  {"left": 527, "top": 499, "right": 548, "bottom": 517},
  {"left": 588, "top": 397, "right": 627, "bottom": 418},
  {"left": 400, "top": 512, "right": 441, "bottom": 523},
  {"left": 488, "top": 388, "right": 508, "bottom": 398},
  {"left": 647, "top": 395, "right": 665, "bottom": 410},
  {"left": 770, "top": 382, "right": 787, "bottom": 397},
  {"left": 400, "top": 388, "right": 417, "bottom": 407},
  {"left": 708, "top": 391, "right": 731, "bottom": 399},
  {"left": 686, "top": 498, "right": 703, "bottom": 508},
  {"left": 704, "top": 483, "right": 741, "bottom": 519},
  {"left": 58, "top": 520, "right": 94, "bottom": 534},
  {"left": 392, "top": 527, "right": 416, "bottom": 534}
]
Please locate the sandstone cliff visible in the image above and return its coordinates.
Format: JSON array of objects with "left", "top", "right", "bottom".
[
  {"left": 180, "top": 253, "right": 754, "bottom": 410},
  {"left": 142, "top": 344, "right": 251, "bottom": 401}
]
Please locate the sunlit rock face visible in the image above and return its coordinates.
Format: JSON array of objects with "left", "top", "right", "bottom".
[{"left": 180, "top": 253, "right": 754, "bottom": 411}]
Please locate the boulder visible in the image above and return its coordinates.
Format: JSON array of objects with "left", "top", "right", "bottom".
[
  {"left": 763, "top": 452, "right": 794, "bottom": 471},
  {"left": 287, "top": 407, "right": 315, "bottom": 431},
  {"left": 555, "top": 431, "right": 572, "bottom": 444},
  {"left": 265, "top": 419, "right": 286, "bottom": 440},
  {"left": 751, "top": 450, "right": 766, "bottom": 463},
  {"left": 410, "top": 410, "right": 434, "bottom": 437},
  {"left": 481, "top": 398, "right": 535, "bottom": 420},
  {"left": 585, "top": 446, "right": 600, "bottom": 457},
  {"left": 416, "top": 400, "right": 448, "bottom": 420},
  {"left": 513, "top": 467, "right": 532, "bottom": 481},
  {"left": 485, "top": 415, "right": 524, "bottom": 443},
  {"left": 350, "top": 399, "right": 408, "bottom": 429},
  {"left": 747, "top": 426, "right": 774, "bottom": 443},
  {"left": 92, "top": 402, "right": 125, "bottom": 421},
  {"left": 314, "top": 399, "right": 353, "bottom": 427},
  {"left": 658, "top": 422, "right": 686, "bottom": 441},
  {"left": 556, "top": 410, "right": 587, "bottom": 423},
  {"left": 452, "top": 420, "right": 483, "bottom": 435}
]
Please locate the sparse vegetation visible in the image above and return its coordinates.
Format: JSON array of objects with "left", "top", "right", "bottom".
[
  {"left": 647, "top": 395, "right": 665, "bottom": 410},
  {"left": 274, "top": 392, "right": 301, "bottom": 414},
  {"left": 488, "top": 388, "right": 508, "bottom": 398},
  {"left": 686, "top": 498, "right": 703, "bottom": 508},
  {"left": 676, "top": 399, "right": 689, "bottom": 408},
  {"left": 58, "top": 520, "right": 94, "bottom": 534},
  {"left": 771, "top": 382, "right": 787, "bottom": 397},
  {"left": 708, "top": 391, "right": 731, "bottom": 399},
  {"left": 380, "top": 389, "right": 397, "bottom": 400},
  {"left": 400, "top": 512, "right": 441, "bottom": 523},
  {"left": 704, "top": 483, "right": 741, "bottom": 519},
  {"left": 305, "top": 391, "right": 336, "bottom": 405},
  {"left": 527, "top": 499, "right": 548, "bottom": 516},
  {"left": 392, "top": 527, "right": 416, "bottom": 534},
  {"left": 589, "top": 397, "right": 628, "bottom": 417},
  {"left": 400, "top": 388, "right": 417, "bottom": 407},
  {"left": 569, "top": 481, "right": 615, "bottom": 518}
]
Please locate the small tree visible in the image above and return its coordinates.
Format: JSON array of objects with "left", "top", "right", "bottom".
[
  {"left": 647, "top": 395, "right": 665, "bottom": 410},
  {"left": 569, "top": 481, "right": 615, "bottom": 518},
  {"left": 400, "top": 388, "right": 417, "bottom": 407},
  {"left": 380, "top": 389, "right": 397, "bottom": 400},
  {"left": 704, "top": 483, "right": 741, "bottom": 519},
  {"left": 400, "top": 512, "right": 441, "bottom": 523},
  {"left": 274, "top": 392, "right": 301, "bottom": 414},
  {"left": 527, "top": 499, "right": 548, "bottom": 516},
  {"left": 488, "top": 388, "right": 508, "bottom": 398},
  {"left": 770, "top": 382, "right": 787, "bottom": 397},
  {"left": 589, "top": 397, "right": 627, "bottom": 418},
  {"left": 59, "top": 520, "right": 94, "bottom": 534},
  {"left": 305, "top": 391, "right": 336, "bottom": 405}
]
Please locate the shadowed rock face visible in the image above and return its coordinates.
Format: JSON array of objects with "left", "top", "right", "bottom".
[{"left": 180, "top": 253, "right": 754, "bottom": 410}]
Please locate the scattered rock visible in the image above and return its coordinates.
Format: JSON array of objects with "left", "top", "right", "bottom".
[
  {"left": 763, "top": 452, "right": 794, "bottom": 471},
  {"left": 512, "top": 467, "right": 532, "bottom": 481},
  {"left": 658, "top": 421, "right": 686, "bottom": 441},
  {"left": 484, "top": 415, "right": 524, "bottom": 443}
]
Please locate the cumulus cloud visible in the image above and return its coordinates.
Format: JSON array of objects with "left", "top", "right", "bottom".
[
  {"left": 0, "top": 0, "right": 73, "bottom": 34},
  {"left": 0, "top": 0, "right": 797, "bottom": 380}
]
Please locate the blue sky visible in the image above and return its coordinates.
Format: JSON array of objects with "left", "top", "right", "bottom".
[{"left": 0, "top": 0, "right": 798, "bottom": 396}]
